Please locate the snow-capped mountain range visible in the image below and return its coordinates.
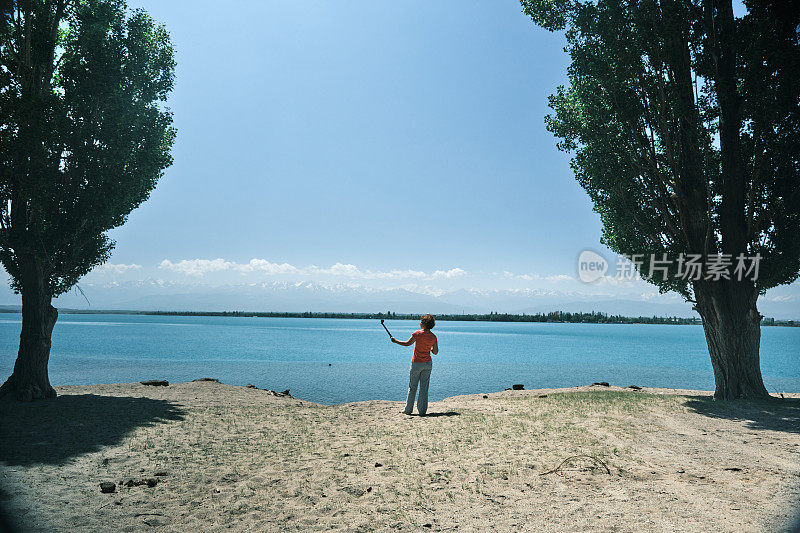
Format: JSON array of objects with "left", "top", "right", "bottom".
[{"left": 1, "top": 278, "right": 796, "bottom": 318}]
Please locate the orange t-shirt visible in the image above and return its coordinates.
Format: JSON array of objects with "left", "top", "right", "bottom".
[{"left": 412, "top": 329, "right": 437, "bottom": 363}]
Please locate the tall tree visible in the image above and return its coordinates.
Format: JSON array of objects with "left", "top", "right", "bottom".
[
  {"left": 522, "top": 0, "right": 800, "bottom": 398},
  {"left": 0, "top": 0, "right": 175, "bottom": 400}
]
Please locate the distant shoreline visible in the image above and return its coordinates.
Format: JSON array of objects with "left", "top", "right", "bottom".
[{"left": 0, "top": 307, "right": 797, "bottom": 326}]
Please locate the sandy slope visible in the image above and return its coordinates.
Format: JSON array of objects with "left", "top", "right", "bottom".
[{"left": 1, "top": 382, "right": 799, "bottom": 532}]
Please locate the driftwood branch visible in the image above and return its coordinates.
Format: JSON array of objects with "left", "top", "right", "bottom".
[{"left": 540, "top": 455, "right": 611, "bottom": 476}]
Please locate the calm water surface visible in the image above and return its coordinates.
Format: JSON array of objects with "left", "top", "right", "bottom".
[{"left": 1, "top": 314, "right": 798, "bottom": 404}]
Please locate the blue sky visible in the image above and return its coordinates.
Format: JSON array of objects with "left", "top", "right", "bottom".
[
  {"left": 1, "top": 0, "right": 796, "bottom": 314},
  {"left": 110, "top": 0, "right": 597, "bottom": 280}
]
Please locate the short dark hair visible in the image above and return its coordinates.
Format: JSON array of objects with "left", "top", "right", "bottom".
[{"left": 420, "top": 314, "right": 435, "bottom": 329}]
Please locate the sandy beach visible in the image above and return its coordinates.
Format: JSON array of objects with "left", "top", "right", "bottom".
[{"left": 1, "top": 381, "right": 799, "bottom": 532}]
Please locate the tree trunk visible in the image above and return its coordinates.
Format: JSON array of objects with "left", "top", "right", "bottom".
[
  {"left": 694, "top": 280, "right": 769, "bottom": 400},
  {"left": 0, "top": 274, "right": 58, "bottom": 402}
]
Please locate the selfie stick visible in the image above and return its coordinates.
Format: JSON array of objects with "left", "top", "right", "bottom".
[{"left": 380, "top": 319, "right": 392, "bottom": 338}]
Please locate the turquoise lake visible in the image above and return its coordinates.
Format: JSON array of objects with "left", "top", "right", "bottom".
[{"left": 1, "top": 314, "right": 798, "bottom": 404}]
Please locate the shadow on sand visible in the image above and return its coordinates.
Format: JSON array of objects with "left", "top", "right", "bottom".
[
  {"left": 683, "top": 396, "right": 800, "bottom": 435},
  {"left": 0, "top": 394, "right": 186, "bottom": 466},
  {"left": 411, "top": 411, "right": 460, "bottom": 417}
]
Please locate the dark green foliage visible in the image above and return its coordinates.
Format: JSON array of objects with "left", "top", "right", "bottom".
[
  {"left": 0, "top": 0, "right": 176, "bottom": 296},
  {"left": 522, "top": 0, "right": 800, "bottom": 298}
]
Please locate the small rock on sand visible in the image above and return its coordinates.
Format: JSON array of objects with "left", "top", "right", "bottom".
[
  {"left": 538, "top": 394, "right": 548, "bottom": 398},
  {"left": 629, "top": 385, "right": 642, "bottom": 390},
  {"left": 341, "top": 486, "right": 366, "bottom": 497},
  {"left": 592, "top": 382, "right": 610, "bottom": 387},
  {"left": 99, "top": 482, "right": 116, "bottom": 493},
  {"left": 246, "top": 384, "right": 256, "bottom": 389},
  {"left": 264, "top": 389, "right": 293, "bottom": 397},
  {"left": 124, "top": 478, "right": 159, "bottom": 488},
  {"left": 140, "top": 380, "right": 169, "bottom": 387},
  {"left": 191, "top": 378, "right": 219, "bottom": 383},
  {"left": 512, "top": 384, "right": 524, "bottom": 390}
]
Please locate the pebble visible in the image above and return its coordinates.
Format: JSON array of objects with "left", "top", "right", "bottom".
[{"left": 140, "top": 380, "right": 169, "bottom": 387}]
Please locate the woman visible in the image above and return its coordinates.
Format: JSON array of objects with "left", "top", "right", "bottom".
[{"left": 391, "top": 314, "right": 438, "bottom": 416}]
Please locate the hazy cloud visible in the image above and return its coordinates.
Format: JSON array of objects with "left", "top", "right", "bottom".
[
  {"left": 502, "top": 270, "right": 541, "bottom": 281},
  {"left": 431, "top": 268, "right": 467, "bottom": 279},
  {"left": 246, "top": 259, "right": 299, "bottom": 274},
  {"left": 94, "top": 263, "right": 142, "bottom": 274},
  {"left": 159, "top": 258, "right": 465, "bottom": 281},
  {"left": 545, "top": 274, "right": 574, "bottom": 283},
  {"left": 159, "top": 259, "right": 234, "bottom": 276}
]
